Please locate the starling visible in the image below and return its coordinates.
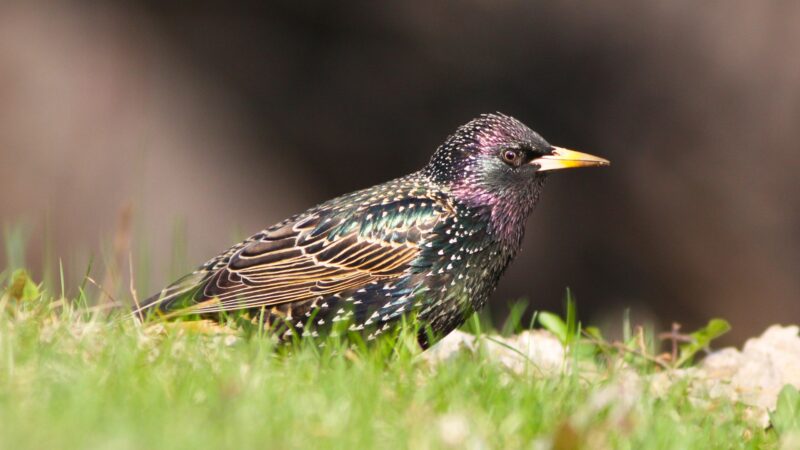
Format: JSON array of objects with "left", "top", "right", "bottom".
[{"left": 134, "top": 113, "right": 609, "bottom": 346}]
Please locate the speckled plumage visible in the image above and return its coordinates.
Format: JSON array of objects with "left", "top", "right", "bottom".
[{"left": 135, "top": 113, "right": 608, "bottom": 347}]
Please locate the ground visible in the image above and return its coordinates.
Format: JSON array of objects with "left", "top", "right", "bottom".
[{"left": 0, "top": 270, "right": 795, "bottom": 449}]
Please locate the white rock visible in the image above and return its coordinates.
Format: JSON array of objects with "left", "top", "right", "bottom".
[
  {"left": 426, "top": 324, "right": 800, "bottom": 428},
  {"left": 488, "top": 330, "right": 566, "bottom": 375},
  {"left": 700, "top": 325, "right": 800, "bottom": 426},
  {"left": 424, "top": 329, "right": 567, "bottom": 375},
  {"left": 423, "top": 330, "right": 478, "bottom": 364}
]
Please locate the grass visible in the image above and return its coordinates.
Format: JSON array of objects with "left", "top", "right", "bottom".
[
  {"left": 0, "top": 221, "right": 780, "bottom": 449},
  {"left": 0, "top": 274, "right": 777, "bottom": 450}
]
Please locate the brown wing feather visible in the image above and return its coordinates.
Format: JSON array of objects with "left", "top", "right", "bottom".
[{"left": 163, "top": 199, "right": 446, "bottom": 317}]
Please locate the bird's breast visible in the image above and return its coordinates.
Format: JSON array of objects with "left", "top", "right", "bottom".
[{"left": 411, "top": 209, "right": 518, "bottom": 334}]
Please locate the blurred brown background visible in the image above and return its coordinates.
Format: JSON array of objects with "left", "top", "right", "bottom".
[{"left": 1, "top": 1, "right": 798, "bottom": 344}]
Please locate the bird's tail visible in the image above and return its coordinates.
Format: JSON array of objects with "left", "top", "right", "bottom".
[{"left": 132, "top": 270, "right": 211, "bottom": 320}]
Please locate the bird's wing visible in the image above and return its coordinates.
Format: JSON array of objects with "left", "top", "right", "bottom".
[{"left": 142, "top": 197, "right": 452, "bottom": 318}]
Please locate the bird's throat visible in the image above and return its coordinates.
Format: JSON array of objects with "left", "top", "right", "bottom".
[{"left": 452, "top": 175, "right": 547, "bottom": 253}]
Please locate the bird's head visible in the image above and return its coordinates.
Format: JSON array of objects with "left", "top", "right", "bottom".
[{"left": 425, "top": 113, "right": 609, "bottom": 242}]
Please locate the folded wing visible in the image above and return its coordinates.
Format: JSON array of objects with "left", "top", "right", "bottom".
[{"left": 135, "top": 197, "right": 450, "bottom": 318}]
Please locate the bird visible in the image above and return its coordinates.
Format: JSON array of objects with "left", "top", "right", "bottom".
[{"left": 134, "top": 113, "right": 609, "bottom": 347}]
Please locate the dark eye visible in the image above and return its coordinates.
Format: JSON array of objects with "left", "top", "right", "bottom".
[{"left": 501, "top": 149, "right": 519, "bottom": 164}]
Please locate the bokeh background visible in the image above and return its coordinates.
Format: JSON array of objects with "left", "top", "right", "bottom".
[{"left": 2, "top": 1, "right": 799, "bottom": 344}]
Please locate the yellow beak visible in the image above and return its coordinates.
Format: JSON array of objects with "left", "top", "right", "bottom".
[{"left": 531, "top": 146, "right": 610, "bottom": 172}]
